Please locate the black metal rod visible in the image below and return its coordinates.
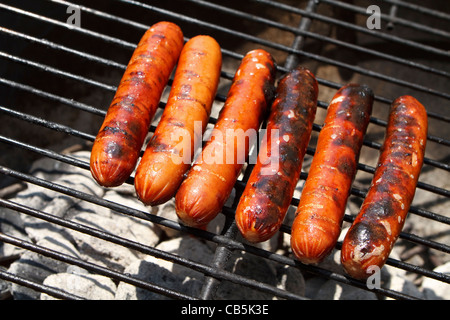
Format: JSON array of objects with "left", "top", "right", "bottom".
[
  {"left": 188, "top": 0, "right": 450, "bottom": 78},
  {"left": 320, "top": 0, "right": 450, "bottom": 38},
  {"left": 116, "top": 0, "right": 450, "bottom": 100},
  {"left": 0, "top": 27, "right": 127, "bottom": 70},
  {"left": 252, "top": 0, "right": 450, "bottom": 58},
  {"left": 0, "top": 50, "right": 116, "bottom": 92},
  {"left": 383, "top": 0, "right": 450, "bottom": 21},
  {"left": 3, "top": 2, "right": 450, "bottom": 106},
  {"left": 283, "top": 0, "right": 318, "bottom": 70},
  {"left": 198, "top": 220, "right": 243, "bottom": 300}
]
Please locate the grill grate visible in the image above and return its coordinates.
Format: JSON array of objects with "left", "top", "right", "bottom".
[{"left": 0, "top": 0, "right": 449, "bottom": 301}]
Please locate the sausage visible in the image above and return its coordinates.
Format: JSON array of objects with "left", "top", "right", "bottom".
[
  {"left": 175, "top": 49, "right": 276, "bottom": 228},
  {"left": 90, "top": 21, "right": 184, "bottom": 187},
  {"left": 134, "top": 35, "right": 222, "bottom": 205},
  {"left": 235, "top": 66, "right": 318, "bottom": 243},
  {"left": 341, "top": 95, "right": 427, "bottom": 279},
  {"left": 290, "top": 84, "right": 373, "bottom": 264}
]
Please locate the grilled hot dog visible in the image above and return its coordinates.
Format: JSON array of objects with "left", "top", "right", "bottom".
[
  {"left": 341, "top": 95, "right": 427, "bottom": 279},
  {"left": 235, "top": 66, "right": 318, "bottom": 243},
  {"left": 291, "top": 84, "right": 373, "bottom": 264},
  {"left": 90, "top": 21, "right": 184, "bottom": 187},
  {"left": 134, "top": 35, "right": 222, "bottom": 205},
  {"left": 175, "top": 49, "right": 276, "bottom": 228}
]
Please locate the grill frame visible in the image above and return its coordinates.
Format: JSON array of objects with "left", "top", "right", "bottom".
[{"left": 0, "top": 0, "right": 449, "bottom": 300}]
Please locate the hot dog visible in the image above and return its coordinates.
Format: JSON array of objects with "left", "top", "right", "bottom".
[
  {"left": 291, "top": 84, "right": 373, "bottom": 264},
  {"left": 341, "top": 95, "right": 427, "bottom": 279},
  {"left": 134, "top": 35, "right": 222, "bottom": 205},
  {"left": 235, "top": 66, "right": 318, "bottom": 243},
  {"left": 90, "top": 21, "right": 184, "bottom": 187},
  {"left": 175, "top": 49, "right": 276, "bottom": 228}
]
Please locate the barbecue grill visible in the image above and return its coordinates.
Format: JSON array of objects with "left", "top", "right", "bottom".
[{"left": 0, "top": 0, "right": 449, "bottom": 301}]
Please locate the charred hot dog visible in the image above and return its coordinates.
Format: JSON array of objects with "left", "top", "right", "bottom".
[
  {"left": 341, "top": 95, "right": 427, "bottom": 279},
  {"left": 235, "top": 66, "right": 318, "bottom": 243}
]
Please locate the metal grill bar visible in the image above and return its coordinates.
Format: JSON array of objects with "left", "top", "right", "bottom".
[
  {"left": 320, "top": 0, "right": 450, "bottom": 39},
  {"left": 189, "top": 0, "right": 450, "bottom": 78},
  {"left": 0, "top": 0, "right": 449, "bottom": 301},
  {"left": 111, "top": 0, "right": 450, "bottom": 100},
  {"left": 383, "top": 0, "right": 450, "bottom": 21},
  {"left": 0, "top": 27, "right": 126, "bottom": 70},
  {"left": 2, "top": 1, "right": 450, "bottom": 116},
  {"left": 253, "top": 0, "right": 450, "bottom": 58}
]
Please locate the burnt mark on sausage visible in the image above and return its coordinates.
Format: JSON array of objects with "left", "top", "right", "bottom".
[
  {"left": 133, "top": 53, "right": 156, "bottom": 62},
  {"left": 391, "top": 114, "right": 419, "bottom": 129},
  {"left": 148, "top": 140, "right": 171, "bottom": 153},
  {"left": 332, "top": 134, "right": 359, "bottom": 149},
  {"left": 335, "top": 106, "right": 370, "bottom": 132},
  {"left": 337, "top": 154, "right": 356, "bottom": 177},
  {"left": 166, "top": 118, "right": 186, "bottom": 128},
  {"left": 122, "top": 75, "right": 153, "bottom": 92},
  {"left": 252, "top": 176, "right": 291, "bottom": 208},
  {"left": 363, "top": 198, "right": 396, "bottom": 219},
  {"left": 278, "top": 142, "right": 301, "bottom": 165},
  {"left": 253, "top": 203, "right": 280, "bottom": 230},
  {"left": 151, "top": 33, "right": 166, "bottom": 40},
  {"left": 346, "top": 220, "right": 387, "bottom": 248},
  {"left": 128, "top": 70, "right": 146, "bottom": 79},
  {"left": 126, "top": 118, "right": 144, "bottom": 137},
  {"left": 332, "top": 85, "right": 373, "bottom": 130},
  {"left": 101, "top": 126, "right": 130, "bottom": 138},
  {"left": 104, "top": 140, "right": 125, "bottom": 159}
]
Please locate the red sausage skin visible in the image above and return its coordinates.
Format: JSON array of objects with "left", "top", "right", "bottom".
[
  {"left": 90, "top": 22, "right": 184, "bottom": 187},
  {"left": 291, "top": 84, "right": 373, "bottom": 264},
  {"left": 175, "top": 49, "right": 276, "bottom": 228}
]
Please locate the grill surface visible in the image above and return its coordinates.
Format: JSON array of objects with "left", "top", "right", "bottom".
[{"left": 0, "top": 0, "right": 449, "bottom": 301}]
